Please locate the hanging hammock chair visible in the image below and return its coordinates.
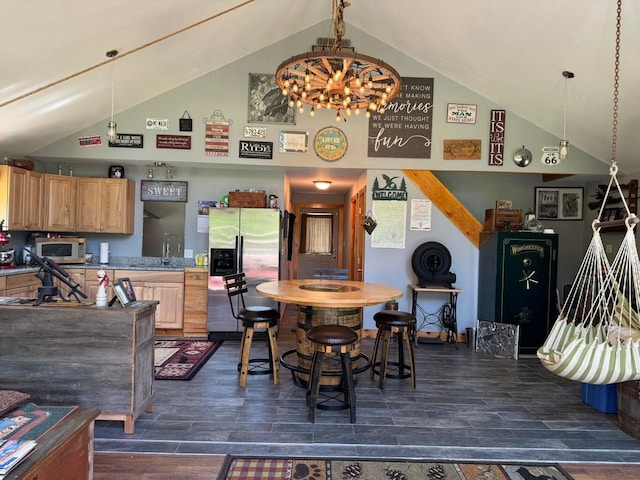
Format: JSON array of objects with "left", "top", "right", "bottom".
[{"left": 537, "top": 165, "right": 640, "bottom": 384}]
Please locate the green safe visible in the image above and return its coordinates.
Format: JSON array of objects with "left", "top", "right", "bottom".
[{"left": 478, "top": 232, "right": 559, "bottom": 354}]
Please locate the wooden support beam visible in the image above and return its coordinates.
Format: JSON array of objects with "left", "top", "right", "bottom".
[{"left": 403, "top": 170, "right": 484, "bottom": 249}]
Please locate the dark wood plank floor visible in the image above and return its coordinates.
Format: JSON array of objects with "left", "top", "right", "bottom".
[{"left": 93, "top": 304, "right": 640, "bottom": 476}]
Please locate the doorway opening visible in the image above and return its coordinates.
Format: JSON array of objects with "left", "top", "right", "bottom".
[{"left": 293, "top": 203, "right": 344, "bottom": 279}]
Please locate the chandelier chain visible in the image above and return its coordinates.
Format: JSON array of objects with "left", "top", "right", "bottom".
[{"left": 611, "top": 0, "right": 622, "bottom": 166}]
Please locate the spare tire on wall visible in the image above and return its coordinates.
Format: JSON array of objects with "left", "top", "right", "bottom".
[{"left": 411, "top": 241, "right": 457, "bottom": 288}]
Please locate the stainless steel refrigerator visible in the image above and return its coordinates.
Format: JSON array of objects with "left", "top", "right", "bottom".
[{"left": 207, "top": 208, "right": 281, "bottom": 338}]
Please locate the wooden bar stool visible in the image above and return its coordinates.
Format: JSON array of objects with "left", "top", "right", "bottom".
[
  {"left": 370, "top": 310, "right": 416, "bottom": 389},
  {"left": 306, "top": 324, "right": 358, "bottom": 423},
  {"left": 224, "top": 273, "right": 280, "bottom": 387}
]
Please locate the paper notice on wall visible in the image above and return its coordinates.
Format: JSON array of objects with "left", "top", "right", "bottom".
[
  {"left": 197, "top": 200, "right": 217, "bottom": 233},
  {"left": 371, "top": 200, "right": 406, "bottom": 249},
  {"left": 410, "top": 199, "right": 432, "bottom": 231}
]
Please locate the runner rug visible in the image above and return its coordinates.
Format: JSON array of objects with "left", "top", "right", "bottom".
[
  {"left": 217, "top": 456, "right": 575, "bottom": 480},
  {"left": 154, "top": 339, "right": 222, "bottom": 380}
]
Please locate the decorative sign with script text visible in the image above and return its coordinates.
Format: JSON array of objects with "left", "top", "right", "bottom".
[
  {"left": 443, "top": 139, "right": 482, "bottom": 160},
  {"left": 367, "top": 77, "right": 434, "bottom": 159},
  {"left": 488, "top": 110, "right": 505, "bottom": 166},
  {"left": 156, "top": 134, "right": 191, "bottom": 150}
]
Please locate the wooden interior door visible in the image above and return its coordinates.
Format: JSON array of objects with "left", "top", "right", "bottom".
[
  {"left": 293, "top": 203, "right": 343, "bottom": 279},
  {"left": 350, "top": 187, "right": 366, "bottom": 282}
]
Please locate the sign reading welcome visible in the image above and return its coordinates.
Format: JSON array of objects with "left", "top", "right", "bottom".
[{"left": 367, "top": 77, "right": 434, "bottom": 159}]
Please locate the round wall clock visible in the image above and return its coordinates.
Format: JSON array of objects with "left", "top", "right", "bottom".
[{"left": 313, "top": 126, "right": 348, "bottom": 162}]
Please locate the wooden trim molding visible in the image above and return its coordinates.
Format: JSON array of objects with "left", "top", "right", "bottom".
[{"left": 403, "top": 170, "right": 483, "bottom": 249}]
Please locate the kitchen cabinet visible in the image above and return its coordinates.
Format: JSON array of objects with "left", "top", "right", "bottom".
[
  {"left": 183, "top": 267, "right": 208, "bottom": 337},
  {"left": 0, "top": 165, "right": 44, "bottom": 231},
  {"left": 478, "top": 231, "right": 559, "bottom": 354},
  {"left": 55, "top": 268, "right": 87, "bottom": 300},
  {"left": 84, "top": 268, "right": 114, "bottom": 300},
  {"left": 76, "top": 177, "right": 135, "bottom": 233},
  {"left": 43, "top": 174, "right": 77, "bottom": 232},
  {"left": 5, "top": 272, "right": 41, "bottom": 298},
  {"left": 114, "top": 270, "right": 184, "bottom": 333}
]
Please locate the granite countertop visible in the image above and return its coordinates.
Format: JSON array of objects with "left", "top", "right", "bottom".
[{"left": 0, "top": 256, "right": 205, "bottom": 276}]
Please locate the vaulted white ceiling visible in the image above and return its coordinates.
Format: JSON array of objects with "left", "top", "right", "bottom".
[{"left": 1, "top": 0, "right": 638, "bottom": 174}]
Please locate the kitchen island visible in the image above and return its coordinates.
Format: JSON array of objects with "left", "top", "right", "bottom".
[{"left": 0, "top": 300, "right": 157, "bottom": 434}]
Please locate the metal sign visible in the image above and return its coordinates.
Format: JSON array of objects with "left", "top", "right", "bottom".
[
  {"left": 140, "top": 180, "right": 188, "bottom": 202},
  {"left": 109, "top": 133, "right": 143, "bottom": 148},
  {"left": 239, "top": 140, "right": 273, "bottom": 159}
]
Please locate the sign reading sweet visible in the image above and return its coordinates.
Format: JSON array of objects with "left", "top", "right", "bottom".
[{"left": 140, "top": 180, "right": 188, "bottom": 202}]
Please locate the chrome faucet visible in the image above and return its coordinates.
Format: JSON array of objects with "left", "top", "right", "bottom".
[{"left": 162, "top": 233, "right": 181, "bottom": 264}]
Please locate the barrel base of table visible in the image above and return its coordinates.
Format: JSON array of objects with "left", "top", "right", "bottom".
[{"left": 295, "top": 307, "right": 363, "bottom": 386}]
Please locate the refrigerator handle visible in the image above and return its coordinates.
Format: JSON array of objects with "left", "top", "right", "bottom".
[{"left": 238, "top": 235, "right": 244, "bottom": 273}]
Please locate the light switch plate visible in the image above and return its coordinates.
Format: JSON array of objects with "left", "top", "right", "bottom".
[{"left": 184, "top": 249, "right": 194, "bottom": 258}]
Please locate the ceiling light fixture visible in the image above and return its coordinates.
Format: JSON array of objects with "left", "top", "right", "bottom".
[
  {"left": 106, "top": 49, "right": 119, "bottom": 142},
  {"left": 275, "top": 0, "right": 401, "bottom": 121},
  {"left": 314, "top": 180, "right": 332, "bottom": 190},
  {"left": 559, "top": 70, "right": 574, "bottom": 161}
]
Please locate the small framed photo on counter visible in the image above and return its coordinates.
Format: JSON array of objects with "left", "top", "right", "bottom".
[
  {"left": 119, "top": 278, "right": 136, "bottom": 301},
  {"left": 113, "top": 278, "right": 136, "bottom": 307}
]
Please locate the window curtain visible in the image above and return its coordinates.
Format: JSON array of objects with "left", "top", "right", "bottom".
[{"left": 304, "top": 216, "right": 332, "bottom": 253}]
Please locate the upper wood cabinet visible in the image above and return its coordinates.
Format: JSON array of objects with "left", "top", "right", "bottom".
[
  {"left": 76, "top": 178, "right": 134, "bottom": 234},
  {"left": 0, "top": 165, "right": 44, "bottom": 231},
  {"left": 43, "top": 174, "right": 77, "bottom": 232}
]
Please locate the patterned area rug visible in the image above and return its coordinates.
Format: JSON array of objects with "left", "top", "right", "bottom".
[
  {"left": 154, "top": 339, "right": 222, "bottom": 380},
  {"left": 217, "top": 457, "right": 575, "bottom": 480}
]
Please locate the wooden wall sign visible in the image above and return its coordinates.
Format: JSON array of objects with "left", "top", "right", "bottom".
[
  {"left": 367, "top": 77, "right": 434, "bottom": 159},
  {"left": 140, "top": 180, "right": 188, "bottom": 202},
  {"left": 156, "top": 134, "right": 191, "bottom": 150},
  {"left": 488, "top": 110, "right": 505, "bottom": 166},
  {"left": 443, "top": 139, "right": 481, "bottom": 160}
]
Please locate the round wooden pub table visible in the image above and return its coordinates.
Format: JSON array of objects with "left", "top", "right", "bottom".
[{"left": 256, "top": 279, "right": 402, "bottom": 387}]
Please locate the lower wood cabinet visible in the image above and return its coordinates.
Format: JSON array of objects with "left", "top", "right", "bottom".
[
  {"left": 4, "top": 272, "right": 41, "bottom": 298},
  {"left": 183, "top": 267, "right": 208, "bottom": 337},
  {"left": 114, "top": 270, "right": 185, "bottom": 333}
]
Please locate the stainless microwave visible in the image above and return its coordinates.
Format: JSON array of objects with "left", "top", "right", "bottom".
[{"left": 35, "top": 237, "right": 86, "bottom": 264}]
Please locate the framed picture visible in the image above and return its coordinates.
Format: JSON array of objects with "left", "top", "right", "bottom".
[
  {"left": 113, "top": 283, "right": 133, "bottom": 307},
  {"left": 118, "top": 278, "right": 136, "bottom": 302},
  {"left": 247, "top": 73, "right": 295, "bottom": 124},
  {"left": 535, "top": 187, "right": 584, "bottom": 220},
  {"left": 279, "top": 130, "right": 309, "bottom": 153},
  {"left": 108, "top": 165, "right": 125, "bottom": 178}
]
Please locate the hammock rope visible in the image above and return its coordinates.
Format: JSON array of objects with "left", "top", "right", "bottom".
[
  {"left": 537, "top": 165, "right": 640, "bottom": 384},
  {"left": 537, "top": 0, "right": 640, "bottom": 385}
]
